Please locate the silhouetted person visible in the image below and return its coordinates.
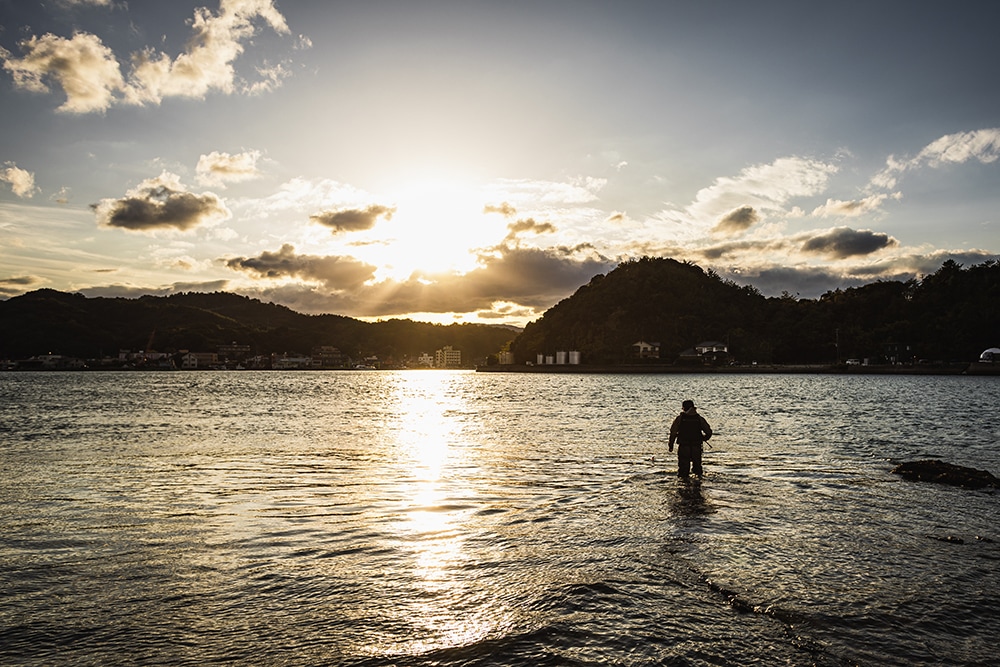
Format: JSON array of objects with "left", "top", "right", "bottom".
[{"left": 668, "top": 399, "right": 712, "bottom": 478}]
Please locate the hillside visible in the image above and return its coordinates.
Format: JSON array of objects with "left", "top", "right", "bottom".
[
  {"left": 0, "top": 290, "right": 516, "bottom": 366},
  {"left": 509, "top": 257, "right": 1000, "bottom": 365}
]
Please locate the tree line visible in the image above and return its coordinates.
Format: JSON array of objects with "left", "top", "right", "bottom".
[
  {"left": 508, "top": 257, "right": 999, "bottom": 365},
  {"left": 0, "top": 289, "right": 516, "bottom": 367}
]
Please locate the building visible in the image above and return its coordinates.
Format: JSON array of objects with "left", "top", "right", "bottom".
[
  {"left": 498, "top": 350, "right": 515, "bottom": 365},
  {"left": 181, "top": 352, "right": 218, "bottom": 369},
  {"left": 273, "top": 354, "right": 312, "bottom": 369},
  {"left": 631, "top": 341, "right": 661, "bottom": 359},
  {"left": 311, "top": 345, "right": 348, "bottom": 368},
  {"left": 218, "top": 342, "right": 251, "bottom": 360},
  {"left": 694, "top": 341, "right": 729, "bottom": 364},
  {"left": 435, "top": 346, "right": 462, "bottom": 368}
]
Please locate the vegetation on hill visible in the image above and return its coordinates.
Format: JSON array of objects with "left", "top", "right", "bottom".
[
  {"left": 0, "top": 290, "right": 516, "bottom": 366},
  {"left": 3, "top": 257, "right": 997, "bottom": 367},
  {"left": 509, "top": 257, "right": 999, "bottom": 365}
]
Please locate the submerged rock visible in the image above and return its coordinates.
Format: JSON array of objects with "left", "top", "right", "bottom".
[{"left": 892, "top": 460, "right": 1000, "bottom": 489}]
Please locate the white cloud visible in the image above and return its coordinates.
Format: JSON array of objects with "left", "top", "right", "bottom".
[
  {"left": 871, "top": 128, "right": 1000, "bottom": 189},
  {"left": 655, "top": 156, "right": 839, "bottom": 238},
  {"left": 241, "top": 177, "right": 372, "bottom": 216},
  {"left": 126, "top": 0, "right": 290, "bottom": 104},
  {"left": 811, "top": 192, "right": 900, "bottom": 218},
  {"left": 485, "top": 177, "right": 606, "bottom": 207},
  {"left": 689, "top": 157, "right": 838, "bottom": 223},
  {"left": 244, "top": 62, "right": 290, "bottom": 95},
  {"left": 196, "top": 150, "right": 262, "bottom": 187},
  {"left": 1, "top": 0, "right": 291, "bottom": 113},
  {"left": 1, "top": 163, "right": 37, "bottom": 198},
  {"left": 1, "top": 32, "right": 125, "bottom": 113}
]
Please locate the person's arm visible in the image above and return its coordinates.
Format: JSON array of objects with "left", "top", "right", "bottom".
[
  {"left": 702, "top": 418, "right": 712, "bottom": 441},
  {"left": 668, "top": 415, "right": 680, "bottom": 451}
]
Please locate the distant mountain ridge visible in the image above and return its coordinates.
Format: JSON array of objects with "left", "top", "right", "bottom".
[
  {"left": 3, "top": 256, "right": 998, "bottom": 366},
  {"left": 509, "top": 257, "right": 1000, "bottom": 365},
  {"left": 0, "top": 289, "right": 517, "bottom": 365}
]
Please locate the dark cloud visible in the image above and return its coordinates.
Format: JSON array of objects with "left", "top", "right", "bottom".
[
  {"left": 715, "top": 250, "right": 999, "bottom": 299},
  {"left": 80, "top": 280, "right": 231, "bottom": 299},
  {"left": 712, "top": 205, "right": 759, "bottom": 236},
  {"left": 309, "top": 204, "right": 395, "bottom": 234},
  {"left": 225, "top": 244, "right": 377, "bottom": 288},
  {"left": 800, "top": 227, "right": 897, "bottom": 258},
  {"left": 93, "top": 176, "right": 230, "bottom": 231},
  {"left": 222, "top": 242, "right": 614, "bottom": 317},
  {"left": 484, "top": 202, "right": 517, "bottom": 217},
  {"left": 844, "top": 250, "right": 1000, "bottom": 281},
  {"left": 718, "top": 265, "right": 862, "bottom": 298},
  {"left": 0, "top": 275, "right": 44, "bottom": 297},
  {"left": 504, "top": 217, "right": 556, "bottom": 243}
]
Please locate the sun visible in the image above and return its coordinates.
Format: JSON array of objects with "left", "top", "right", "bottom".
[{"left": 367, "top": 176, "right": 506, "bottom": 281}]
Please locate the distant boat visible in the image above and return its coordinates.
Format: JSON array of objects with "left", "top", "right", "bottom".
[{"left": 353, "top": 364, "right": 377, "bottom": 370}]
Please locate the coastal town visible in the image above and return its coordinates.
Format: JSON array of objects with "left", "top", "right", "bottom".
[{"left": 1, "top": 344, "right": 466, "bottom": 372}]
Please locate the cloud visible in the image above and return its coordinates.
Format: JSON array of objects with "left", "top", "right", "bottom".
[
  {"left": 196, "top": 150, "right": 262, "bottom": 187},
  {"left": 244, "top": 177, "right": 371, "bottom": 216},
  {"left": 715, "top": 249, "right": 1000, "bottom": 299},
  {"left": 1, "top": 32, "right": 125, "bottom": 113},
  {"left": 699, "top": 226, "right": 897, "bottom": 260},
  {"left": 92, "top": 172, "right": 231, "bottom": 232},
  {"left": 484, "top": 202, "right": 517, "bottom": 217},
  {"left": 0, "top": 275, "right": 45, "bottom": 297},
  {"left": 712, "top": 205, "right": 759, "bottom": 236},
  {"left": 58, "top": 0, "right": 113, "bottom": 6},
  {"left": 309, "top": 204, "right": 396, "bottom": 233},
  {"left": 127, "top": 0, "right": 289, "bottom": 104},
  {"left": 1, "top": 163, "right": 37, "bottom": 198},
  {"left": 487, "top": 177, "right": 606, "bottom": 206},
  {"left": 504, "top": 217, "right": 556, "bottom": 243},
  {"left": 244, "top": 62, "right": 290, "bottom": 95},
  {"left": 51, "top": 187, "right": 72, "bottom": 204},
  {"left": 811, "top": 193, "right": 898, "bottom": 218},
  {"left": 81, "top": 279, "right": 231, "bottom": 299},
  {"left": 1, "top": 0, "right": 291, "bottom": 113},
  {"left": 871, "top": 128, "right": 1000, "bottom": 189},
  {"left": 225, "top": 243, "right": 378, "bottom": 288},
  {"left": 658, "top": 157, "right": 839, "bottom": 236},
  {"left": 223, "top": 241, "right": 614, "bottom": 317},
  {"left": 800, "top": 227, "right": 897, "bottom": 258}
]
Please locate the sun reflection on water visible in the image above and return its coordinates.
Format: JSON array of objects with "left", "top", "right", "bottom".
[{"left": 379, "top": 371, "right": 499, "bottom": 654}]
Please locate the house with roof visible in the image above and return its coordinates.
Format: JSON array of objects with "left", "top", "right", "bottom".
[
  {"left": 678, "top": 340, "right": 730, "bottom": 364},
  {"left": 631, "top": 340, "right": 661, "bottom": 359}
]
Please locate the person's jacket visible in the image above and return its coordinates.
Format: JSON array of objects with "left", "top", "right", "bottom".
[{"left": 669, "top": 408, "right": 712, "bottom": 448}]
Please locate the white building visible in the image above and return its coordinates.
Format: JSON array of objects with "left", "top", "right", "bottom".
[
  {"left": 435, "top": 346, "right": 462, "bottom": 368},
  {"left": 181, "top": 352, "right": 218, "bottom": 369}
]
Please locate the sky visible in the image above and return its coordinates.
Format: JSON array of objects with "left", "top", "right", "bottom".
[{"left": 1, "top": 0, "right": 998, "bottom": 327}]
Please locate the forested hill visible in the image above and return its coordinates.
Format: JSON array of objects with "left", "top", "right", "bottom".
[
  {"left": 0, "top": 290, "right": 517, "bottom": 365},
  {"left": 509, "top": 257, "right": 1000, "bottom": 365}
]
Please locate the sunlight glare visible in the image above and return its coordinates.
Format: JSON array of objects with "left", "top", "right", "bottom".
[{"left": 372, "top": 177, "right": 504, "bottom": 280}]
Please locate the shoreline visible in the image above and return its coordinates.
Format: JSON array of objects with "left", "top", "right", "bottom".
[{"left": 477, "top": 362, "right": 1000, "bottom": 376}]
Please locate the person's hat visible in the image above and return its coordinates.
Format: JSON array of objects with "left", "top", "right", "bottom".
[{"left": 682, "top": 399, "right": 695, "bottom": 410}]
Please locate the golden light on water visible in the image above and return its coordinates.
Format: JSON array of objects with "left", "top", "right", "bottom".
[{"left": 381, "top": 371, "right": 501, "bottom": 653}]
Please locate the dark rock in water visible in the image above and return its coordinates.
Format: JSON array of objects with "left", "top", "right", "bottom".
[{"left": 892, "top": 460, "right": 1000, "bottom": 489}]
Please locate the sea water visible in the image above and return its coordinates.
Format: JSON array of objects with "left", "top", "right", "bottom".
[{"left": 1, "top": 370, "right": 998, "bottom": 666}]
